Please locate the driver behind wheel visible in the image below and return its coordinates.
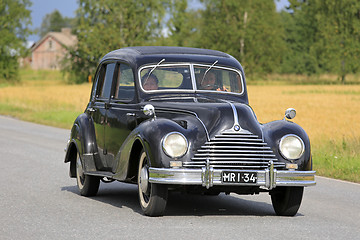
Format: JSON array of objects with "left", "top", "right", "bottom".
[{"left": 197, "top": 71, "right": 227, "bottom": 91}]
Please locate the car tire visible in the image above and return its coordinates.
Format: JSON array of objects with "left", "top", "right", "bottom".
[
  {"left": 137, "top": 150, "right": 168, "bottom": 217},
  {"left": 76, "top": 152, "right": 100, "bottom": 196},
  {"left": 271, "top": 186, "right": 304, "bottom": 216}
]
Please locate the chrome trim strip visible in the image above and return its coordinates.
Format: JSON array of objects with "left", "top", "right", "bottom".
[
  {"left": 190, "top": 63, "right": 197, "bottom": 90},
  {"left": 228, "top": 102, "right": 240, "bottom": 129},
  {"left": 194, "top": 112, "right": 210, "bottom": 142},
  {"left": 149, "top": 167, "right": 316, "bottom": 189}
]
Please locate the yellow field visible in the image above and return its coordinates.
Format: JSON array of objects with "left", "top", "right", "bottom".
[
  {"left": 1, "top": 81, "right": 359, "bottom": 143},
  {"left": 248, "top": 85, "right": 360, "bottom": 145}
]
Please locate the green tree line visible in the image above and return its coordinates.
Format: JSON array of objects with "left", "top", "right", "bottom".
[{"left": 1, "top": 0, "right": 360, "bottom": 84}]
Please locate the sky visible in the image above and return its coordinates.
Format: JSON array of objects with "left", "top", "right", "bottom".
[
  {"left": 28, "top": 0, "right": 78, "bottom": 42},
  {"left": 28, "top": 0, "right": 290, "bottom": 43}
]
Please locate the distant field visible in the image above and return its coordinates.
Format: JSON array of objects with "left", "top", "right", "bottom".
[
  {"left": 0, "top": 69, "right": 359, "bottom": 182},
  {"left": 0, "top": 69, "right": 91, "bottom": 128}
]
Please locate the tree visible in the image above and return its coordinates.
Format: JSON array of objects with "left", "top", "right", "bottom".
[
  {"left": 312, "top": 0, "right": 360, "bottom": 83},
  {"left": 285, "top": 0, "right": 360, "bottom": 83},
  {"left": 38, "top": 9, "right": 75, "bottom": 38},
  {"left": 199, "top": 0, "right": 285, "bottom": 75},
  {"left": 279, "top": 6, "right": 319, "bottom": 75},
  {"left": 165, "top": 0, "right": 202, "bottom": 47},
  {"left": 63, "top": 0, "right": 168, "bottom": 83},
  {"left": 0, "top": 0, "right": 32, "bottom": 82}
]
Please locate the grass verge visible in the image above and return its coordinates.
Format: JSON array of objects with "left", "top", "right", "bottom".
[{"left": 313, "top": 137, "right": 360, "bottom": 183}]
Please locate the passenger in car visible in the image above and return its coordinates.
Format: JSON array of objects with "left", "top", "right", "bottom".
[{"left": 142, "top": 74, "right": 159, "bottom": 90}]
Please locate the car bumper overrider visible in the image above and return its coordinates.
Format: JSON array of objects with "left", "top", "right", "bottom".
[{"left": 149, "top": 161, "right": 316, "bottom": 190}]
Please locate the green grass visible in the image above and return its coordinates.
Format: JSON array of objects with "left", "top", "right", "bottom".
[
  {"left": 31, "top": 110, "right": 83, "bottom": 129},
  {"left": 0, "top": 102, "right": 82, "bottom": 129},
  {"left": 313, "top": 137, "right": 360, "bottom": 183}
]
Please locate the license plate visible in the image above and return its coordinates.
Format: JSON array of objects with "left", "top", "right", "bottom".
[{"left": 221, "top": 171, "right": 257, "bottom": 184}]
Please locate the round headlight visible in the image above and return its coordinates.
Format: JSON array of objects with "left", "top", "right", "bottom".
[
  {"left": 279, "top": 134, "right": 305, "bottom": 160},
  {"left": 162, "top": 132, "right": 188, "bottom": 158}
]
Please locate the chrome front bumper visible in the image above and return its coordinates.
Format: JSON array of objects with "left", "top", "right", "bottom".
[{"left": 149, "top": 162, "right": 316, "bottom": 190}]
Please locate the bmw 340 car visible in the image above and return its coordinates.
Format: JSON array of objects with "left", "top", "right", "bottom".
[{"left": 64, "top": 46, "right": 316, "bottom": 216}]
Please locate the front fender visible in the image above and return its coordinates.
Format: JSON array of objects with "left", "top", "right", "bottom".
[
  {"left": 262, "top": 120, "right": 312, "bottom": 171},
  {"left": 113, "top": 116, "right": 206, "bottom": 180}
]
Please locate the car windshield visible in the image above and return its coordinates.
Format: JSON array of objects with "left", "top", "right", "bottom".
[
  {"left": 139, "top": 64, "right": 243, "bottom": 94},
  {"left": 194, "top": 65, "right": 243, "bottom": 93}
]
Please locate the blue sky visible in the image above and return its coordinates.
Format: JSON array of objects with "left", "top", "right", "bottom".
[{"left": 28, "top": 0, "right": 289, "bottom": 42}]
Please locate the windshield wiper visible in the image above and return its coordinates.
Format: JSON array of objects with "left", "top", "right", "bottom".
[
  {"left": 144, "top": 58, "right": 165, "bottom": 85},
  {"left": 200, "top": 60, "right": 218, "bottom": 85}
]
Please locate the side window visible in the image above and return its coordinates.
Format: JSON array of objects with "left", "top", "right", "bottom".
[
  {"left": 114, "top": 63, "right": 135, "bottom": 101},
  {"left": 96, "top": 63, "right": 116, "bottom": 99},
  {"left": 93, "top": 65, "right": 106, "bottom": 99},
  {"left": 101, "top": 63, "right": 116, "bottom": 98}
]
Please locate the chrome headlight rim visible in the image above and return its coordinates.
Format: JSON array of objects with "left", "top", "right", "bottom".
[
  {"left": 162, "top": 132, "right": 188, "bottom": 158},
  {"left": 279, "top": 134, "right": 305, "bottom": 160}
]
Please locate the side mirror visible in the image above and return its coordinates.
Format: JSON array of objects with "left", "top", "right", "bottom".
[
  {"left": 143, "top": 104, "right": 156, "bottom": 118},
  {"left": 285, "top": 108, "right": 296, "bottom": 120}
]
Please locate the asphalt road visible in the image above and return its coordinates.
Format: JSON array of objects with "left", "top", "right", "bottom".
[{"left": 1, "top": 115, "right": 359, "bottom": 240}]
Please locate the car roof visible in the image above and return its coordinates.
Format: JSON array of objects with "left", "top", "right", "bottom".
[{"left": 101, "top": 46, "right": 243, "bottom": 70}]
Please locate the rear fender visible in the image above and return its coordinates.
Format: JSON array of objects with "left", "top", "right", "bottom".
[{"left": 64, "top": 113, "right": 98, "bottom": 173}]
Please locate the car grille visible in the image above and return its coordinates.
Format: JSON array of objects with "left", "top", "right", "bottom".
[{"left": 183, "top": 131, "right": 285, "bottom": 170}]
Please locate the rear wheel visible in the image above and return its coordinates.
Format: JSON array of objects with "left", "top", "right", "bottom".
[
  {"left": 137, "top": 150, "right": 168, "bottom": 216},
  {"left": 271, "top": 186, "right": 304, "bottom": 216},
  {"left": 76, "top": 153, "right": 100, "bottom": 196}
]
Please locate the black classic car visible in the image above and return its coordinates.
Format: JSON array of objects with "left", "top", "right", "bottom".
[{"left": 64, "top": 46, "right": 316, "bottom": 216}]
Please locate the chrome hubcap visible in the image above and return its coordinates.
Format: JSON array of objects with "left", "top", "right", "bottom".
[
  {"left": 140, "top": 166, "right": 149, "bottom": 194},
  {"left": 76, "top": 156, "right": 84, "bottom": 188},
  {"left": 76, "top": 157, "right": 84, "bottom": 177},
  {"left": 138, "top": 151, "right": 151, "bottom": 208}
]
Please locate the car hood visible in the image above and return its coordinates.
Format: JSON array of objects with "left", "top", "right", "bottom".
[{"left": 146, "top": 96, "right": 262, "bottom": 139}]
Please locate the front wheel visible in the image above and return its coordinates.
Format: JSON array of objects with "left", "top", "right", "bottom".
[
  {"left": 137, "top": 150, "right": 168, "bottom": 216},
  {"left": 76, "top": 153, "right": 100, "bottom": 196},
  {"left": 270, "top": 186, "right": 304, "bottom": 216}
]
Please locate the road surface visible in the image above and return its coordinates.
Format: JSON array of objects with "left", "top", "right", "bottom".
[{"left": 0, "top": 115, "right": 359, "bottom": 239}]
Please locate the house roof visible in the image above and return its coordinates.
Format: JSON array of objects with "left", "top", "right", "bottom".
[{"left": 31, "top": 28, "right": 77, "bottom": 52}]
